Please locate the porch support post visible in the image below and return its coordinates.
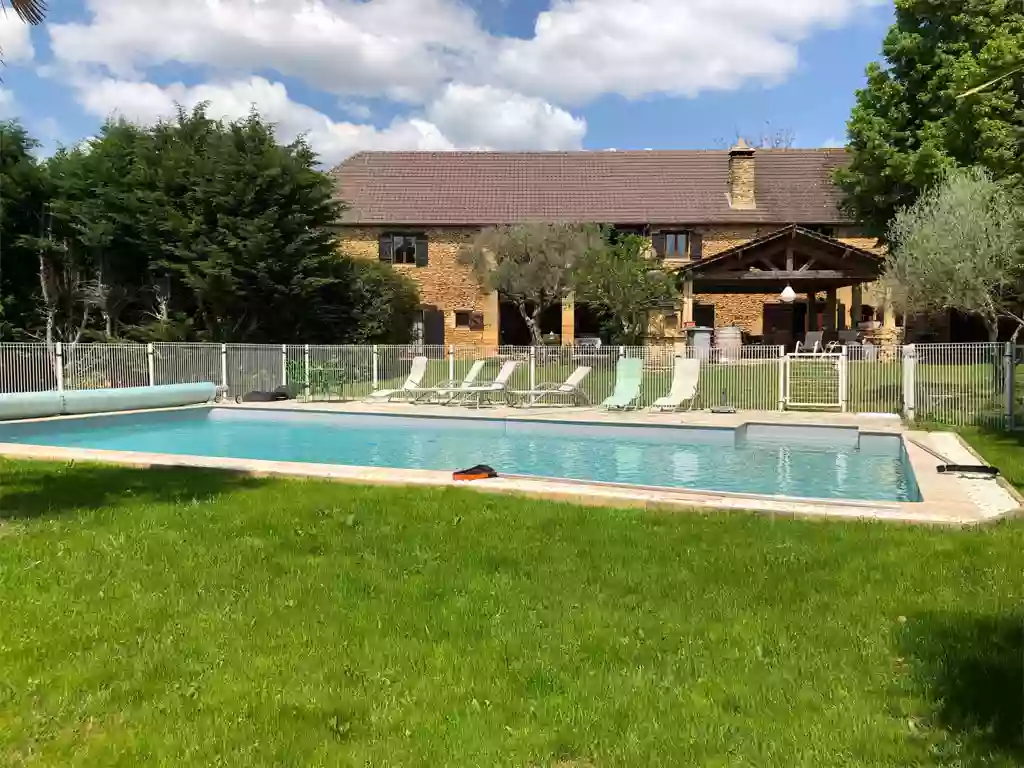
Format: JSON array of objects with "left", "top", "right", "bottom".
[
  {"left": 824, "top": 288, "right": 838, "bottom": 332},
  {"left": 561, "top": 294, "right": 575, "bottom": 345},
  {"left": 850, "top": 283, "right": 863, "bottom": 329},
  {"left": 805, "top": 292, "right": 817, "bottom": 332},
  {"left": 681, "top": 277, "right": 694, "bottom": 326}
]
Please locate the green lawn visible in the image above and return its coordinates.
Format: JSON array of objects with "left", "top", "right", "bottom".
[{"left": 2, "top": 458, "right": 1023, "bottom": 766}]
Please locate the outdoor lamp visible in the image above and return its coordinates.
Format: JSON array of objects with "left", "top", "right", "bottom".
[{"left": 780, "top": 284, "right": 796, "bottom": 303}]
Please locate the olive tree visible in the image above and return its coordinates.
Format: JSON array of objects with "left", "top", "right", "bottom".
[
  {"left": 460, "top": 223, "right": 602, "bottom": 345},
  {"left": 574, "top": 232, "right": 674, "bottom": 344},
  {"left": 885, "top": 166, "right": 1024, "bottom": 341}
]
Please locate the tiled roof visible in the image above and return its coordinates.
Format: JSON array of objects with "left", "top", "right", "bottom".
[{"left": 330, "top": 148, "right": 851, "bottom": 226}]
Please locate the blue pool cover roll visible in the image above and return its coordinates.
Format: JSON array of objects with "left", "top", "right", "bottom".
[
  {"left": 0, "top": 382, "right": 217, "bottom": 420},
  {"left": 0, "top": 391, "right": 65, "bottom": 420}
]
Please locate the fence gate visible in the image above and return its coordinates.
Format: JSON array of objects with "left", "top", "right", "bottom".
[{"left": 784, "top": 352, "right": 846, "bottom": 410}]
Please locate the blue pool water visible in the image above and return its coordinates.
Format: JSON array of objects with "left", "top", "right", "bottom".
[{"left": 0, "top": 408, "right": 920, "bottom": 502}]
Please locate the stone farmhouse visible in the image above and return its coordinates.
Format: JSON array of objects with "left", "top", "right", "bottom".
[{"left": 330, "top": 142, "right": 901, "bottom": 348}]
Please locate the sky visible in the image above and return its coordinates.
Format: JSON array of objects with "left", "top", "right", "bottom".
[{"left": 0, "top": 0, "right": 895, "bottom": 167}]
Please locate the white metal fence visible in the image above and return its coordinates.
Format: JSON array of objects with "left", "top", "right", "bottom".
[{"left": 0, "top": 341, "right": 1018, "bottom": 427}]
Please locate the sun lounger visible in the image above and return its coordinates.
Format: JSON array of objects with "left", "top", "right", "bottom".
[
  {"left": 364, "top": 355, "right": 428, "bottom": 401},
  {"left": 651, "top": 357, "right": 701, "bottom": 411},
  {"left": 409, "top": 360, "right": 487, "bottom": 403},
  {"left": 602, "top": 357, "right": 644, "bottom": 410},
  {"left": 511, "top": 366, "right": 591, "bottom": 407},
  {"left": 795, "top": 331, "right": 824, "bottom": 354},
  {"left": 449, "top": 360, "right": 520, "bottom": 407}
]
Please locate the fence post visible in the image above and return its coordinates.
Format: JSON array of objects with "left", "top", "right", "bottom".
[
  {"left": 281, "top": 344, "right": 288, "bottom": 387},
  {"left": 529, "top": 346, "right": 537, "bottom": 391},
  {"left": 220, "top": 344, "right": 228, "bottom": 391},
  {"left": 54, "top": 342, "right": 64, "bottom": 392},
  {"left": 448, "top": 344, "right": 455, "bottom": 381},
  {"left": 372, "top": 345, "right": 379, "bottom": 389},
  {"left": 146, "top": 343, "right": 155, "bottom": 387},
  {"left": 838, "top": 346, "right": 849, "bottom": 413},
  {"left": 777, "top": 345, "right": 785, "bottom": 411},
  {"left": 304, "top": 344, "right": 311, "bottom": 401},
  {"left": 902, "top": 344, "right": 916, "bottom": 422},
  {"left": 1004, "top": 342, "right": 1014, "bottom": 429}
]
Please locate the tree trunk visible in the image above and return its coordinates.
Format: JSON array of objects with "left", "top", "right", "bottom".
[
  {"left": 515, "top": 300, "right": 544, "bottom": 346},
  {"left": 984, "top": 316, "right": 999, "bottom": 343}
]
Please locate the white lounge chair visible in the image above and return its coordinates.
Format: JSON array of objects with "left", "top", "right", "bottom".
[
  {"left": 449, "top": 360, "right": 519, "bottom": 408},
  {"left": 511, "top": 366, "right": 592, "bottom": 407},
  {"left": 409, "top": 360, "right": 487, "bottom": 403},
  {"left": 651, "top": 357, "right": 701, "bottom": 411},
  {"left": 364, "top": 355, "right": 428, "bottom": 401}
]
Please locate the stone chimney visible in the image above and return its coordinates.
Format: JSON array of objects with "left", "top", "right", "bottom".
[{"left": 728, "top": 138, "right": 756, "bottom": 210}]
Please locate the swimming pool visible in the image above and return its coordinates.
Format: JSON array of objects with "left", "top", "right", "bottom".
[{"left": 0, "top": 408, "right": 921, "bottom": 502}]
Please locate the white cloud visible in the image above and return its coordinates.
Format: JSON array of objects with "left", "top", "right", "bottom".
[
  {"left": 426, "top": 84, "right": 585, "bottom": 150},
  {"left": 491, "top": 0, "right": 886, "bottom": 103},
  {"left": 72, "top": 75, "right": 457, "bottom": 165},
  {"left": 69, "top": 71, "right": 586, "bottom": 163},
  {"left": 44, "top": 0, "right": 886, "bottom": 157},
  {"left": 0, "top": 12, "right": 35, "bottom": 63},
  {"left": 50, "top": 0, "right": 484, "bottom": 102},
  {"left": 822, "top": 136, "right": 846, "bottom": 148}
]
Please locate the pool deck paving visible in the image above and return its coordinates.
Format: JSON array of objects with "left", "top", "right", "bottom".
[{"left": 0, "top": 401, "right": 1020, "bottom": 527}]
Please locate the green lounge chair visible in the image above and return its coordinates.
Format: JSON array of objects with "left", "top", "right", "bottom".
[{"left": 602, "top": 357, "right": 644, "bottom": 410}]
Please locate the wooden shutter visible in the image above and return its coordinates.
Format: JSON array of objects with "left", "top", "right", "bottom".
[
  {"left": 415, "top": 234, "right": 429, "bottom": 267},
  {"left": 469, "top": 312, "right": 485, "bottom": 331},
  {"left": 690, "top": 231, "right": 703, "bottom": 260},
  {"left": 379, "top": 233, "right": 394, "bottom": 263},
  {"left": 651, "top": 232, "right": 667, "bottom": 259}
]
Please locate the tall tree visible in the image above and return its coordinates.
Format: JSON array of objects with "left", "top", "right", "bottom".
[
  {"left": 44, "top": 121, "right": 156, "bottom": 339},
  {"left": 0, "top": 120, "right": 48, "bottom": 338},
  {"left": 149, "top": 106, "right": 341, "bottom": 342},
  {"left": 837, "top": 0, "right": 1024, "bottom": 236},
  {"left": 885, "top": 166, "right": 1024, "bottom": 342},
  {"left": 574, "top": 232, "right": 674, "bottom": 344},
  {"left": 460, "top": 223, "right": 601, "bottom": 346}
]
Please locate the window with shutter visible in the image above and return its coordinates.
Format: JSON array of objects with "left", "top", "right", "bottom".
[
  {"left": 385, "top": 233, "right": 428, "bottom": 266},
  {"left": 469, "top": 312, "right": 485, "bottom": 331},
  {"left": 379, "top": 233, "right": 394, "bottom": 263},
  {"left": 651, "top": 232, "right": 667, "bottom": 258},
  {"left": 690, "top": 231, "right": 703, "bottom": 260},
  {"left": 655, "top": 231, "right": 691, "bottom": 258},
  {"left": 414, "top": 234, "right": 429, "bottom": 267}
]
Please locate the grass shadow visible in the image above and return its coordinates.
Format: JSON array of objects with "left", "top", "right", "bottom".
[
  {"left": 903, "top": 611, "right": 1024, "bottom": 764},
  {"left": 0, "top": 461, "right": 265, "bottom": 521}
]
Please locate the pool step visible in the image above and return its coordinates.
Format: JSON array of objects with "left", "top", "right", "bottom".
[{"left": 736, "top": 423, "right": 861, "bottom": 450}]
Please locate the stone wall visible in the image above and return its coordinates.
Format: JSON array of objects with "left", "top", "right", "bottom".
[
  {"left": 338, "top": 223, "right": 881, "bottom": 344},
  {"left": 338, "top": 227, "right": 497, "bottom": 345}
]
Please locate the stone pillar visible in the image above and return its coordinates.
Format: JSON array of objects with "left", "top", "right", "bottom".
[
  {"left": 850, "top": 284, "right": 863, "bottom": 330},
  {"left": 824, "top": 289, "right": 838, "bottom": 332},
  {"left": 482, "top": 290, "right": 500, "bottom": 351},
  {"left": 681, "top": 278, "right": 694, "bottom": 325},
  {"left": 561, "top": 294, "right": 575, "bottom": 345}
]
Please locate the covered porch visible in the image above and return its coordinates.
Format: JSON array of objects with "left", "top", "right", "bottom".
[{"left": 676, "top": 225, "right": 891, "bottom": 348}]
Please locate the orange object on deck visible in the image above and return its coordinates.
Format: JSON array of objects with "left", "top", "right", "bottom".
[{"left": 453, "top": 464, "right": 498, "bottom": 481}]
